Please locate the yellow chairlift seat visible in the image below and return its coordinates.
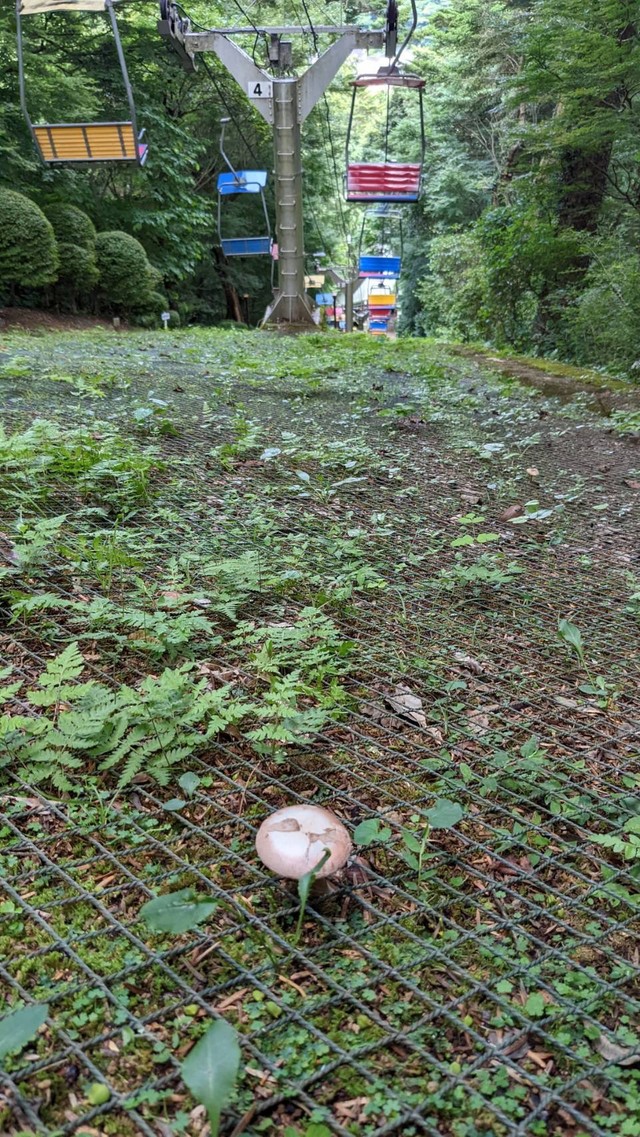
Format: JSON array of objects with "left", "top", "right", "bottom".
[
  {"left": 33, "top": 122, "right": 148, "bottom": 164},
  {"left": 17, "top": 0, "right": 147, "bottom": 168}
]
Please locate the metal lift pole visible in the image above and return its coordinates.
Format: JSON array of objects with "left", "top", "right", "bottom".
[
  {"left": 182, "top": 26, "right": 384, "bottom": 328},
  {"left": 265, "top": 76, "right": 309, "bottom": 325}
]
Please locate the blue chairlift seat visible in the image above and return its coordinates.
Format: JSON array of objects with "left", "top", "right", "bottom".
[
  {"left": 221, "top": 237, "right": 272, "bottom": 256},
  {"left": 369, "top": 317, "right": 389, "bottom": 334},
  {"left": 359, "top": 255, "right": 401, "bottom": 279},
  {"left": 315, "top": 292, "right": 334, "bottom": 305},
  {"left": 217, "top": 169, "right": 271, "bottom": 257}
]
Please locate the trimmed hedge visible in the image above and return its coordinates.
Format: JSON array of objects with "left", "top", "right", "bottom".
[
  {"left": 95, "top": 230, "right": 154, "bottom": 312},
  {"left": 56, "top": 243, "right": 99, "bottom": 294},
  {"left": 45, "top": 204, "right": 96, "bottom": 250},
  {"left": 0, "top": 189, "right": 59, "bottom": 289}
]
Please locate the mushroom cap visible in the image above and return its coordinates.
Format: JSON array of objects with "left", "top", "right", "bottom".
[{"left": 255, "top": 804, "right": 352, "bottom": 880}]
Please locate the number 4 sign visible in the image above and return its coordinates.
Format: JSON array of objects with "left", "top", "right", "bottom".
[{"left": 247, "top": 80, "right": 273, "bottom": 99}]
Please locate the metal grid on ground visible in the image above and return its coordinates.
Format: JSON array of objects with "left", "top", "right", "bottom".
[{"left": 1, "top": 329, "right": 639, "bottom": 1137}]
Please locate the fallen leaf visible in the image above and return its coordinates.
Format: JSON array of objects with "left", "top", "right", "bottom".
[
  {"left": 453, "top": 651, "right": 484, "bottom": 675},
  {"left": 624, "top": 479, "right": 640, "bottom": 490},
  {"left": 460, "top": 488, "right": 483, "bottom": 504},
  {"left": 466, "top": 709, "right": 491, "bottom": 736},
  {"left": 595, "top": 1035, "right": 640, "bottom": 1067},
  {"left": 499, "top": 504, "right": 525, "bottom": 522},
  {"left": 384, "top": 685, "right": 427, "bottom": 727}
]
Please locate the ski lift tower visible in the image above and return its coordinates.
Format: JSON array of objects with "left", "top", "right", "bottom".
[{"left": 159, "top": 3, "right": 387, "bottom": 328}]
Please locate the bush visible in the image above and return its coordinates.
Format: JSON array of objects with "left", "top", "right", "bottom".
[
  {"left": 559, "top": 241, "right": 640, "bottom": 375},
  {"left": 56, "top": 243, "right": 99, "bottom": 294},
  {"left": 0, "top": 189, "right": 59, "bottom": 290},
  {"left": 95, "top": 230, "right": 154, "bottom": 313},
  {"left": 416, "top": 231, "right": 491, "bottom": 341},
  {"left": 45, "top": 204, "right": 96, "bottom": 250}
]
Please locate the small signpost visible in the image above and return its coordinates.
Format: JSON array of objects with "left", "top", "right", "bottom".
[{"left": 161, "top": 310, "right": 171, "bottom": 330}]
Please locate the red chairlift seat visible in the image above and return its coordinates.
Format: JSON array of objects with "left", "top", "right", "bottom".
[{"left": 345, "top": 71, "right": 426, "bottom": 205}]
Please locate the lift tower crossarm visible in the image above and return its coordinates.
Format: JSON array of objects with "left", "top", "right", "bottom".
[
  {"left": 299, "top": 31, "right": 384, "bottom": 123},
  {"left": 192, "top": 35, "right": 272, "bottom": 125}
]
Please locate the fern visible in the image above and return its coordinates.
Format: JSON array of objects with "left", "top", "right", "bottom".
[{"left": 3, "top": 648, "right": 252, "bottom": 791}]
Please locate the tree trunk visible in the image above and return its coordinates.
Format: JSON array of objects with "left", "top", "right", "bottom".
[{"left": 213, "top": 247, "right": 243, "bottom": 323}]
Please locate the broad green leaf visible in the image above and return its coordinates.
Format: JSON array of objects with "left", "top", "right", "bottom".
[
  {"left": 0, "top": 1004, "right": 48, "bottom": 1064},
  {"left": 520, "top": 735, "right": 541, "bottom": 759},
  {"left": 163, "top": 798, "right": 187, "bottom": 811},
  {"left": 402, "top": 831, "right": 422, "bottom": 853},
  {"left": 140, "top": 889, "right": 217, "bottom": 934},
  {"left": 557, "top": 619, "right": 585, "bottom": 661},
  {"left": 87, "top": 1082, "right": 111, "bottom": 1105},
  {"left": 354, "top": 818, "right": 392, "bottom": 846},
  {"left": 181, "top": 1020, "right": 241, "bottom": 1137},
  {"left": 425, "top": 799, "right": 464, "bottom": 830},
  {"left": 178, "top": 771, "right": 200, "bottom": 796}
]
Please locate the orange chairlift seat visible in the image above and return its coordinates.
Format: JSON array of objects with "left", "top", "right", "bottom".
[
  {"left": 16, "top": 0, "right": 147, "bottom": 166},
  {"left": 345, "top": 72, "right": 425, "bottom": 204}
]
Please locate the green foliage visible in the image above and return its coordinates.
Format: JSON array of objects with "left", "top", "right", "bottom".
[
  {"left": 56, "top": 242, "right": 99, "bottom": 297},
  {"left": 181, "top": 1020, "right": 241, "bottom": 1137},
  {"left": 86, "top": 1083, "right": 111, "bottom": 1106},
  {"left": 0, "top": 189, "right": 58, "bottom": 290},
  {"left": 557, "top": 618, "right": 586, "bottom": 667},
  {"left": 0, "top": 646, "right": 250, "bottom": 790},
  {"left": 0, "top": 1004, "right": 48, "bottom": 1064},
  {"left": 140, "top": 889, "right": 218, "bottom": 934},
  {"left": 95, "top": 230, "right": 154, "bottom": 313},
  {"left": 44, "top": 204, "right": 96, "bottom": 250},
  {"left": 592, "top": 816, "right": 640, "bottom": 861},
  {"left": 416, "top": 230, "right": 490, "bottom": 341},
  {"left": 354, "top": 818, "right": 392, "bottom": 846},
  {"left": 0, "top": 419, "right": 157, "bottom": 512}
]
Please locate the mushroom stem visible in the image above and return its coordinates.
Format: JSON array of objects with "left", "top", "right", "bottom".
[{"left": 294, "top": 848, "right": 331, "bottom": 944}]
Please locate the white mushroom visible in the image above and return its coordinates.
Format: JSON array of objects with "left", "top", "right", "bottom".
[{"left": 255, "top": 805, "right": 352, "bottom": 880}]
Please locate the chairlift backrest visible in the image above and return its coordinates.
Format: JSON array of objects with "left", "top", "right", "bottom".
[{"left": 217, "top": 171, "right": 268, "bottom": 195}]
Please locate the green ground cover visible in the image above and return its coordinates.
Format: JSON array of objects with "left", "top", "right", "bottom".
[{"left": 0, "top": 329, "right": 639, "bottom": 1137}]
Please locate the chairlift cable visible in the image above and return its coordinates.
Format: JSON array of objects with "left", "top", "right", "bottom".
[{"left": 199, "top": 55, "right": 261, "bottom": 166}]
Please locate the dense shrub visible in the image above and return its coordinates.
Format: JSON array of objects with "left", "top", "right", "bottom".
[
  {"left": 416, "top": 232, "right": 491, "bottom": 341},
  {"left": 56, "top": 243, "right": 99, "bottom": 298},
  {"left": 559, "top": 240, "right": 640, "bottom": 375},
  {"left": 95, "top": 230, "right": 154, "bottom": 313},
  {"left": 45, "top": 204, "right": 96, "bottom": 250},
  {"left": 0, "top": 189, "right": 59, "bottom": 290}
]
